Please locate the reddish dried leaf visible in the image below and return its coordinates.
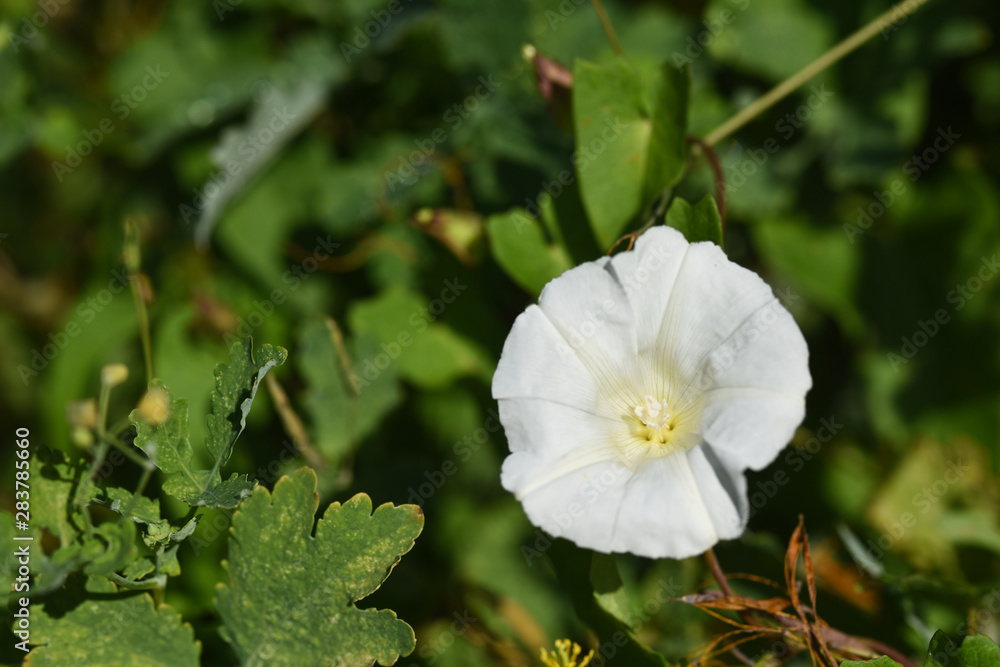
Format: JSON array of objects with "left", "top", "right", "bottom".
[{"left": 811, "top": 539, "right": 881, "bottom": 614}]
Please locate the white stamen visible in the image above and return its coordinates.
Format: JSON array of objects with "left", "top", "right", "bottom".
[{"left": 634, "top": 395, "right": 670, "bottom": 429}]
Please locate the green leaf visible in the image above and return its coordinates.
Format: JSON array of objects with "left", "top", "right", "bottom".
[
  {"left": 573, "top": 58, "right": 689, "bottom": 249},
  {"left": 81, "top": 520, "right": 137, "bottom": 576},
  {"left": 663, "top": 195, "right": 724, "bottom": 246},
  {"left": 206, "top": 340, "right": 286, "bottom": 466},
  {"left": 131, "top": 340, "right": 287, "bottom": 508},
  {"left": 297, "top": 320, "right": 402, "bottom": 466},
  {"left": 193, "top": 79, "right": 332, "bottom": 246},
  {"left": 216, "top": 467, "right": 423, "bottom": 667},
  {"left": 548, "top": 540, "right": 670, "bottom": 666},
  {"left": 122, "top": 557, "right": 157, "bottom": 581},
  {"left": 8, "top": 453, "right": 141, "bottom": 593},
  {"left": 590, "top": 553, "right": 633, "bottom": 627},
  {"left": 347, "top": 288, "right": 489, "bottom": 388},
  {"left": 752, "top": 217, "right": 864, "bottom": 336},
  {"left": 840, "top": 657, "right": 903, "bottom": 667},
  {"left": 32, "top": 449, "right": 84, "bottom": 547},
  {"left": 925, "top": 631, "right": 1000, "bottom": 667},
  {"left": 643, "top": 63, "right": 690, "bottom": 202},
  {"left": 92, "top": 487, "right": 171, "bottom": 544},
  {"left": 92, "top": 487, "right": 198, "bottom": 550},
  {"left": 705, "top": 0, "right": 834, "bottom": 81},
  {"left": 131, "top": 383, "right": 240, "bottom": 507},
  {"left": 26, "top": 582, "right": 200, "bottom": 666},
  {"left": 486, "top": 207, "right": 572, "bottom": 297}
]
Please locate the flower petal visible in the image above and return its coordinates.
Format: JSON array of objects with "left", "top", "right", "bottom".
[
  {"left": 512, "top": 447, "right": 746, "bottom": 559},
  {"left": 606, "top": 226, "right": 689, "bottom": 357},
  {"left": 535, "top": 260, "right": 641, "bottom": 397},
  {"left": 688, "top": 442, "right": 748, "bottom": 539},
  {"left": 701, "top": 299, "right": 811, "bottom": 395},
  {"left": 653, "top": 239, "right": 781, "bottom": 385},
  {"left": 492, "top": 305, "right": 601, "bottom": 412},
  {"left": 701, "top": 389, "right": 806, "bottom": 471},
  {"left": 497, "top": 396, "right": 624, "bottom": 463}
]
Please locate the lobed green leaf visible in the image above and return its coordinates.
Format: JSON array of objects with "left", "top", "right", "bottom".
[{"left": 216, "top": 466, "right": 424, "bottom": 667}]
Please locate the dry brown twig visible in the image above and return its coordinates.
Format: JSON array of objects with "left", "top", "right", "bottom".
[{"left": 679, "top": 517, "right": 914, "bottom": 667}]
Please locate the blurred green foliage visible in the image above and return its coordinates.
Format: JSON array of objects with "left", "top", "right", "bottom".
[{"left": 1, "top": 0, "right": 1000, "bottom": 664}]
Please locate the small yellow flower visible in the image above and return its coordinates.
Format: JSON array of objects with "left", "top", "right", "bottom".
[{"left": 540, "top": 639, "right": 593, "bottom": 667}]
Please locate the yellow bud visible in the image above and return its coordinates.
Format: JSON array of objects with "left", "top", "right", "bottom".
[
  {"left": 101, "top": 363, "right": 129, "bottom": 388},
  {"left": 66, "top": 398, "right": 98, "bottom": 429},
  {"left": 137, "top": 387, "right": 170, "bottom": 426}
]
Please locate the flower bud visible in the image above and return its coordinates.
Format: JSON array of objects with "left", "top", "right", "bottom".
[
  {"left": 136, "top": 386, "right": 170, "bottom": 426},
  {"left": 101, "top": 363, "right": 129, "bottom": 388},
  {"left": 67, "top": 398, "right": 98, "bottom": 429}
]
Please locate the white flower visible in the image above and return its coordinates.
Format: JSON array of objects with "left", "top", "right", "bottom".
[{"left": 492, "top": 226, "right": 811, "bottom": 559}]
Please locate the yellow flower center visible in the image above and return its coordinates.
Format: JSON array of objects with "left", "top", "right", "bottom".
[
  {"left": 634, "top": 395, "right": 672, "bottom": 438},
  {"left": 613, "top": 386, "right": 703, "bottom": 469}
]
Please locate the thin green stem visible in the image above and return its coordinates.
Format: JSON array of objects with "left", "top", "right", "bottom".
[
  {"left": 704, "top": 0, "right": 934, "bottom": 146},
  {"left": 75, "top": 380, "right": 115, "bottom": 534},
  {"left": 590, "top": 0, "right": 623, "bottom": 56},
  {"left": 101, "top": 432, "right": 154, "bottom": 470},
  {"left": 75, "top": 441, "right": 108, "bottom": 536},
  {"left": 131, "top": 279, "right": 154, "bottom": 383},
  {"left": 108, "top": 572, "right": 166, "bottom": 591},
  {"left": 124, "top": 219, "right": 154, "bottom": 383},
  {"left": 687, "top": 135, "right": 727, "bottom": 242},
  {"left": 96, "top": 380, "right": 112, "bottom": 443},
  {"left": 118, "top": 466, "right": 153, "bottom": 525}
]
